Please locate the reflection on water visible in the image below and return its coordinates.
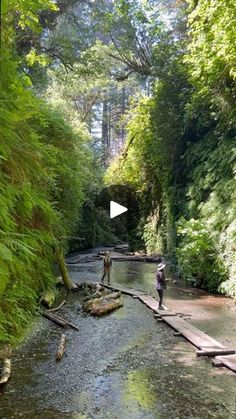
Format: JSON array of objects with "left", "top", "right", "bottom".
[{"left": 112, "top": 261, "right": 157, "bottom": 295}]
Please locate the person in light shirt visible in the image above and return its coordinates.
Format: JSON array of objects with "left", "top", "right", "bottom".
[{"left": 101, "top": 251, "right": 112, "bottom": 285}]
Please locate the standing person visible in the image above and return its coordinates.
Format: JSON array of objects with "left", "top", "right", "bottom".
[
  {"left": 101, "top": 251, "right": 112, "bottom": 285},
  {"left": 156, "top": 263, "right": 166, "bottom": 309}
]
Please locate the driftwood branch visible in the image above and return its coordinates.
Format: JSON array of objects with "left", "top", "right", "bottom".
[
  {"left": 0, "top": 359, "right": 11, "bottom": 385},
  {"left": 56, "top": 334, "right": 66, "bottom": 361},
  {"left": 43, "top": 312, "right": 67, "bottom": 328},
  {"left": 42, "top": 312, "right": 79, "bottom": 331},
  {"left": 47, "top": 300, "right": 66, "bottom": 313}
]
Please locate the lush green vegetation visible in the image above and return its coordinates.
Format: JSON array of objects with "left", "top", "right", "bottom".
[
  {"left": 0, "top": 0, "right": 101, "bottom": 343},
  {"left": 106, "top": 0, "right": 236, "bottom": 295},
  {"left": 0, "top": 0, "right": 235, "bottom": 344}
]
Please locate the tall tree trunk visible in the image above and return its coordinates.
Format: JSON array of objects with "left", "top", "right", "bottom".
[
  {"left": 55, "top": 246, "right": 73, "bottom": 290},
  {"left": 88, "top": 113, "right": 92, "bottom": 134},
  {"left": 108, "top": 104, "right": 111, "bottom": 149},
  {"left": 121, "top": 87, "right": 126, "bottom": 146},
  {"left": 102, "top": 100, "right": 109, "bottom": 148}
]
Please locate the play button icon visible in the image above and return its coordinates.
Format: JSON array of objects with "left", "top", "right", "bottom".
[{"left": 110, "top": 201, "right": 128, "bottom": 219}]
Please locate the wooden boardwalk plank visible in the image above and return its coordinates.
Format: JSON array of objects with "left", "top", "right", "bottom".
[
  {"left": 196, "top": 349, "right": 235, "bottom": 357},
  {"left": 212, "top": 358, "right": 224, "bottom": 367},
  {"left": 100, "top": 282, "right": 236, "bottom": 373},
  {"left": 102, "top": 284, "right": 176, "bottom": 315},
  {"left": 137, "top": 295, "right": 176, "bottom": 316},
  {"left": 101, "top": 283, "right": 146, "bottom": 296},
  {"left": 215, "top": 355, "right": 236, "bottom": 373},
  {"left": 163, "top": 316, "right": 225, "bottom": 350}
]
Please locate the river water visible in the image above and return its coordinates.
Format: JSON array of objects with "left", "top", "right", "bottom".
[{"left": 0, "top": 249, "right": 235, "bottom": 418}]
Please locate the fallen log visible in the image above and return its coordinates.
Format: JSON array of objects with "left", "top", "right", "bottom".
[
  {"left": 87, "top": 299, "right": 123, "bottom": 316},
  {"left": 76, "top": 284, "right": 112, "bottom": 305},
  {"left": 71, "top": 283, "right": 79, "bottom": 292},
  {"left": 196, "top": 349, "right": 235, "bottom": 357},
  {"left": 113, "top": 245, "right": 128, "bottom": 251},
  {"left": 91, "top": 291, "right": 104, "bottom": 299},
  {"left": 47, "top": 300, "right": 66, "bottom": 313},
  {"left": 75, "top": 282, "right": 105, "bottom": 300},
  {"left": 56, "top": 334, "right": 66, "bottom": 361},
  {"left": 106, "top": 255, "right": 160, "bottom": 263},
  {"left": 89, "top": 290, "right": 121, "bottom": 301},
  {"left": 56, "top": 317, "right": 79, "bottom": 331},
  {"left": 102, "top": 291, "right": 121, "bottom": 300},
  {"left": 0, "top": 359, "right": 11, "bottom": 385},
  {"left": 43, "top": 311, "right": 67, "bottom": 328},
  {"left": 83, "top": 293, "right": 123, "bottom": 316},
  {"left": 95, "top": 283, "right": 105, "bottom": 292},
  {"left": 89, "top": 288, "right": 111, "bottom": 300},
  {"left": 42, "top": 312, "right": 79, "bottom": 331}
]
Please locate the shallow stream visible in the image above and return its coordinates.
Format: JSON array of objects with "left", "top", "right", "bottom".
[{"left": 0, "top": 249, "right": 235, "bottom": 418}]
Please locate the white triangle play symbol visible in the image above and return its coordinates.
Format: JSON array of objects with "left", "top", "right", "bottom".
[{"left": 110, "top": 201, "right": 128, "bottom": 219}]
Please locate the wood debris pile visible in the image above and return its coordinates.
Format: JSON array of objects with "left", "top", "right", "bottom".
[{"left": 77, "top": 283, "right": 123, "bottom": 316}]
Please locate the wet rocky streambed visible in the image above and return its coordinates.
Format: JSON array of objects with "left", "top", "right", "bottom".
[{"left": 0, "top": 249, "right": 236, "bottom": 418}]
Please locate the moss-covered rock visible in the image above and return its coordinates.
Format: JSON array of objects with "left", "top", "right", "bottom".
[{"left": 40, "top": 290, "right": 56, "bottom": 308}]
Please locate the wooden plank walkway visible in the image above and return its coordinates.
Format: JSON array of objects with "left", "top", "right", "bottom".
[
  {"left": 102, "top": 284, "right": 175, "bottom": 315},
  {"left": 163, "top": 315, "right": 225, "bottom": 350},
  {"left": 215, "top": 354, "right": 236, "bottom": 373},
  {"left": 100, "top": 283, "right": 236, "bottom": 373},
  {"left": 137, "top": 294, "right": 177, "bottom": 316},
  {"left": 102, "top": 283, "right": 147, "bottom": 297}
]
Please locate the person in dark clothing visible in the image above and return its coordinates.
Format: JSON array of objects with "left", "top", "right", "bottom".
[
  {"left": 156, "top": 263, "right": 166, "bottom": 309},
  {"left": 101, "top": 251, "right": 112, "bottom": 285}
]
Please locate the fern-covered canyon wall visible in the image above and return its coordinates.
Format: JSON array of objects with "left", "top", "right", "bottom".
[
  {"left": 106, "top": 0, "right": 236, "bottom": 297},
  {"left": 0, "top": 0, "right": 101, "bottom": 344}
]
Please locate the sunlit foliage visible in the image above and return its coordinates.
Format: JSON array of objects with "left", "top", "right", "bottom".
[
  {"left": 106, "top": 0, "right": 236, "bottom": 296},
  {"left": 0, "top": 0, "right": 96, "bottom": 342}
]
